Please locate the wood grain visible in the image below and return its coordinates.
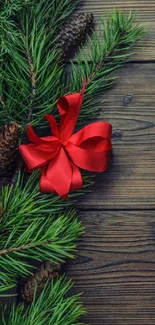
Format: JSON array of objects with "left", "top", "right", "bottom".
[
  {"left": 78, "top": 63, "right": 155, "bottom": 210},
  {"left": 75, "top": 0, "right": 155, "bottom": 61},
  {"left": 65, "top": 210, "right": 155, "bottom": 325}
]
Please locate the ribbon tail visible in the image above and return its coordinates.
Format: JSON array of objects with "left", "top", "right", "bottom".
[
  {"left": 70, "top": 164, "right": 82, "bottom": 191},
  {"left": 40, "top": 147, "right": 73, "bottom": 198}
]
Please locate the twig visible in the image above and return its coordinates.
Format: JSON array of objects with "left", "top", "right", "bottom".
[
  {"left": 0, "top": 240, "right": 51, "bottom": 255},
  {"left": 0, "top": 95, "right": 5, "bottom": 108},
  {"left": 23, "top": 35, "right": 36, "bottom": 122},
  {"left": 10, "top": 34, "right": 36, "bottom": 186},
  {"left": 86, "top": 35, "right": 124, "bottom": 86},
  {"left": 0, "top": 243, "right": 31, "bottom": 255}
]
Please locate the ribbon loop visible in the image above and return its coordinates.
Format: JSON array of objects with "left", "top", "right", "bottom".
[
  {"left": 44, "top": 115, "right": 59, "bottom": 138},
  {"left": 58, "top": 93, "right": 83, "bottom": 140},
  {"left": 19, "top": 81, "right": 112, "bottom": 198}
]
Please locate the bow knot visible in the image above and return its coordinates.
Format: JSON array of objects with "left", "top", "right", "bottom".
[
  {"left": 19, "top": 84, "right": 112, "bottom": 198},
  {"left": 59, "top": 139, "right": 68, "bottom": 146}
]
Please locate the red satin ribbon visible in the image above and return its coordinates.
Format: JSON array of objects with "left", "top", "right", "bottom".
[{"left": 19, "top": 83, "right": 112, "bottom": 198}]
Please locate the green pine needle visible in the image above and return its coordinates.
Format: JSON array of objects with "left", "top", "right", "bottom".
[
  {"left": 0, "top": 10, "right": 144, "bottom": 127},
  {"left": 68, "top": 10, "right": 145, "bottom": 124},
  {"left": 0, "top": 170, "right": 92, "bottom": 227},
  {"left": 0, "top": 283, "right": 16, "bottom": 297},
  {"left": 0, "top": 0, "right": 80, "bottom": 126},
  {"left": 0, "top": 172, "right": 84, "bottom": 289},
  {"left": 1, "top": 276, "right": 86, "bottom": 325}
]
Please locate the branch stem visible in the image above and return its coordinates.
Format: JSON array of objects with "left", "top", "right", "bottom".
[
  {"left": 0, "top": 95, "right": 5, "bottom": 108},
  {"left": 0, "top": 240, "right": 50, "bottom": 256},
  {"left": 23, "top": 34, "right": 36, "bottom": 123},
  {"left": 9, "top": 33, "right": 37, "bottom": 186},
  {"left": 86, "top": 36, "right": 123, "bottom": 86}
]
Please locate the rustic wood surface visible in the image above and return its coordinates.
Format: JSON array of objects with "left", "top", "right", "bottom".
[
  {"left": 65, "top": 211, "right": 155, "bottom": 324},
  {"left": 66, "top": 1, "right": 155, "bottom": 324}
]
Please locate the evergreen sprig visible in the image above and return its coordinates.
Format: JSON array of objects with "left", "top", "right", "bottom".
[
  {"left": 0, "top": 207, "right": 83, "bottom": 288},
  {"left": 1, "top": 277, "right": 85, "bottom": 325},
  {"left": 0, "top": 10, "right": 144, "bottom": 128},
  {"left": 68, "top": 10, "right": 144, "bottom": 124},
  {"left": 0, "top": 0, "right": 79, "bottom": 55},
  {"left": 0, "top": 210, "right": 83, "bottom": 283},
  {"left": 0, "top": 0, "right": 79, "bottom": 126},
  {"left": 0, "top": 172, "right": 84, "bottom": 289},
  {"left": 0, "top": 0, "right": 33, "bottom": 57},
  {"left": 0, "top": 168, "right": 92, "bottom": 216},
  {"left": 0, "top": 171, "right": 73, "bottom": 226}
]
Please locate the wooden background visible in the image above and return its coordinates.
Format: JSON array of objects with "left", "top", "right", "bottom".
[{"left": 65, "top": 1, "right": 155, "bottom": 324}]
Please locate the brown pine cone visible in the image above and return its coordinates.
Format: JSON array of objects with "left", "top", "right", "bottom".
[
  {"left": 0, "top": 122, "right": 21, "bottom": 180},
  {"left": 58, "top": 13, "right": 94, "bottom": 58},
  {"left": 22, "top": 261, "right": 61, "bottom": 303}
]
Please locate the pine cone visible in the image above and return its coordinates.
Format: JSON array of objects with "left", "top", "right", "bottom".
[
  {"left": 0, "top": 122, "right": 21, "bottom": 179},
  {"left": 22, "top": 261, "right": 61, "bottom": 303},
  {"left": 58, "top": 13, "right": 94, "bottom": 58}
]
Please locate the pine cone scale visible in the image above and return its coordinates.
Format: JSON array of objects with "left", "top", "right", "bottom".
[
  {"left": 0, "top": 122, "right": 21, "bottom": 179},
  {"left": 22, "top": 261, "right": 61, "bottom": 303},
  {"left": 58, "top": 13, "right": 94, "bottom": 57}
]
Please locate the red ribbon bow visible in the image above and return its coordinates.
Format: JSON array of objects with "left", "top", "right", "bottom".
[{"left": 19, "top": 83, "right": 112, "bottom": 198}]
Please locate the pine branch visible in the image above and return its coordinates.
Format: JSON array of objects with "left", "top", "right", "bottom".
[
  {"left": 0, "top": 0, "right": 81, "bottom": 184},
  {"left": 0, "top": 171, "right": 85, "bottom": 290},
  {"left": 0, "top": 0, "right": 32, "bottom": 56},
  {"left": 0, "top": 169, "right": 92, "bottom": 292},
  {"left": 0, "top": 171, "right": 92, "bottom": 236},
  {"left": 0, "top": 0, "right": 80, "bottom": 55},
  {"left": 1, "top": 170, "right": 91, "bottom": 226},
  {"left": 0, "top": 0, "right": 80, "bottom": 127},
  {"left": 0, "top": 18, "right": 61, "bottom": 127},
  {"left": 22, "top": 34, "right": 36, "bottom": 122},
  {"left": 1, "top": 277, "right": 85, "bottom": 325},
  {"left": 68, "top": 10, "right": 145, "bottom": 124},
  {"left": 21, "top": 261, "right": 61, "bottom": 302},
  {"left": 0, "top": 208, "right": 83, "bottom": 288}
]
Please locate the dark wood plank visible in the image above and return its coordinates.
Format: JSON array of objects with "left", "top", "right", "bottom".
[
  {"left": 76, "top": 0, "right": 155, "bottom": 61},
  {"left": 65, "top": 210, "right": 155, "bottom": 324},
  {"left": 78, "top": 63, "right": 155, "bottom": 210}
]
